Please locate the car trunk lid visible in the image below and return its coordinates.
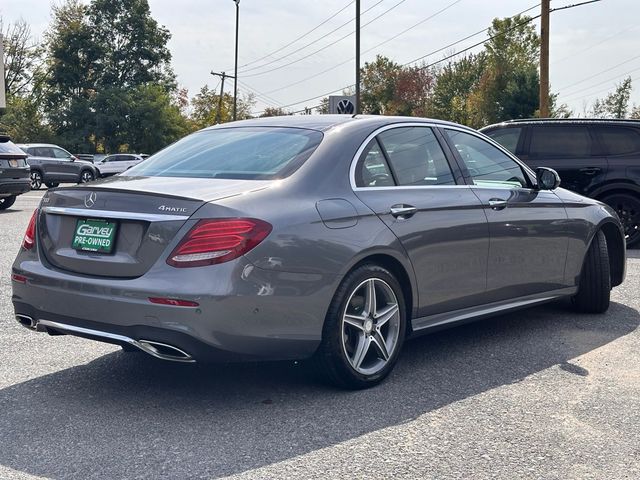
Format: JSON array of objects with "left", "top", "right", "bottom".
[{"left": 37, "top": 177, "right": 273, "bottom": 278}]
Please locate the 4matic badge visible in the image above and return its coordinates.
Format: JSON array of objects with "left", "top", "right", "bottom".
[{"left": 158, "top": 205, "right": 188, "bottom": 213}]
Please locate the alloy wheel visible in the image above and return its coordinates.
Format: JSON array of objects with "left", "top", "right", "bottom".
[
  {"left": 341, "top": 278, "right": 401, "bottom": 375},
  {"left": 81, "top": 170, "right": 94, "bottom": 183},
  {"left": 30, "top": 171, "right": 42, "bottom": 190},
  {"left": 605, "top": 194, "right": 640, "bottom": 246}
]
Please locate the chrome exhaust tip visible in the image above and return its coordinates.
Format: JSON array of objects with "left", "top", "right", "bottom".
[
  {"left": 136, "top": 340, "right": 194, "bottom": 362},
  {"left": 15, "top": 314, "right": 36, "bottom": 330}
]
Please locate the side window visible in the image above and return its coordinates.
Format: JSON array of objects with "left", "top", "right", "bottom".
[
  {"left": 34, "top": 147, "right": 55, "bottom": 158},
  {"left": 529, "top": 125, "right": 592, "bottom": 158},
  {"left": 484, "top": 127, "right": 522, "bottom": 154},
  {"left": 52, "top": 148, "right": 71, "bottom": 159},
  {"left": 445, "top": 129, "right": 529, "bottom": 189},
  {"left": 355, "top": 139, "right": 394, "bottom": 187},
  {"left": 378, "top": 127, "right": 455, "bottom": 186},
  {"left": 597, "top": 127, "right": 640, "bottom": 155}
]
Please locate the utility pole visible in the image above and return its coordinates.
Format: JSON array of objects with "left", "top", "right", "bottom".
[
  {"left": 211, "top": 71, "right": 234, "bottom": 124},
  {"left": 233, "top": 0, "right": 240, "bottom": 121},
  {"left": 355, "top": 0, "right": 361, "bottom": 114},
  {"left": 539, "top": 0, "right": 550, "bottom": 117}
]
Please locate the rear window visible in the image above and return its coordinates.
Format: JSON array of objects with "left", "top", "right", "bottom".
[
  {"left": 484, "top": 127, "right": 522, "bottom": 154},
  {"left": 0, "top": 139, "right": 26, "bottom": 155},
  {"left": 597, "top": 126, "right": 640, "bottom": 155},
  {"left": 125, "top": 127, "right": 323, "bottom": 180},
  {"left": 529, "top": 125, "right": 592, "bottom": 158}
]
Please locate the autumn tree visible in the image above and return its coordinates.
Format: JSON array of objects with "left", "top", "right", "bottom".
[{"left": 591, "top": 77, "right": 632, "bottom": 118}]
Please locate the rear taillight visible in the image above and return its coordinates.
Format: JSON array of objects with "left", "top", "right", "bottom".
[
  {"left": 167, "top": 218, "right": 272, "bottom": 268},
  {"left": 22, "top": 209, "right": 38, "bottom": 250}
]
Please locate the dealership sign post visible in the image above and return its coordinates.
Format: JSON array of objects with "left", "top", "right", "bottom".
[{"left": 0, "top": 34, "right": 6, "bottom": 109}]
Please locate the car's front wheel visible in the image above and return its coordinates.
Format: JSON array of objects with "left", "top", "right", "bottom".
[
  {"left": 79, "top": 170, "right": 95, "bottom": 183},
  {"left": 572, "top": 230, "right": 611, "bottom": 313},
  {"left": 30, "top": 171, "right": 43, "bottom": 190},
  {"left": 315, "top": 264, "right": 407, "bottom": 389},
  {"left": 0, "top": 195, "right": 17, "bottom": 210}
]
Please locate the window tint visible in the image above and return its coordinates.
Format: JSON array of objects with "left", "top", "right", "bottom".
[
  {"left": 33, "top": 147, "right": 55, "bottom": 158},
  {"left": 598, "top": 126, "right": 640, "bottom": 155},
  {"left": 52, "top": 148, "right": 71, "bottom": 159},
  {"left": 126, "top": 127, "right": 323, "bottom": 180},
  {"left": 529, "top": 125, "right": 591, "bottom": 158},
  {"left": 445, "top": 129, "right": 528, "bottom": 188},
  {"left": 355, "top": 139, "right": 394, "bottom": 187},
  {"left": 485, "top": 127, "right": 522, "bottom": 154},
  {"left": 378, "top": 127, "right": 455, "bottom": 186}
]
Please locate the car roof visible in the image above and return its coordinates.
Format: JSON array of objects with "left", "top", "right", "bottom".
[
  {"left": 202, "top": 114, "right": 472, "bottom": 133},
  {"left": 481, "top": 118, "right": 640, "bottom": 131},
  {"left": 15, "top": 143, "right": 66, "bottom": 148}
]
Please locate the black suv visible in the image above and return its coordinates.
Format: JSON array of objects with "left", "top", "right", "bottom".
[
  {"left": 16, "top": 143, "right": 98, "bottom": 190},
  {"left": 0, "top": 135, "right": 31, "bottom": 210},
  {"left": 481, "top": 119, "right": 640, "bottom": 247}
]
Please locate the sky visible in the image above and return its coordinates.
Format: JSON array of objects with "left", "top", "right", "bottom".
[{"left": 2, "top": 0, "right": 639, "bottom": 117}]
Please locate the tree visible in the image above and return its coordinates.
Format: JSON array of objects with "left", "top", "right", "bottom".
[
  {"left": 360, "top": 55, "right": 402, "bottom": 115},
  {"left": 1, "top": 18, "right": 43, "bottom": 98},
  {"left": 190, "top": 85, "right": 255, "bottom": 128},
  {"left": 591, "top": 77, "right": 632, "bottom": 118},
  {"left": 260, "top": 107, "right": 291, "bottom": 117}
]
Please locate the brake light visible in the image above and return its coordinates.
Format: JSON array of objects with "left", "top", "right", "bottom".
[
  {"left": 167, "top": 218, "right": 272, "bottom": 268},
  {"left": 23, "top": 209, "right": 38, "bottom": 250}
]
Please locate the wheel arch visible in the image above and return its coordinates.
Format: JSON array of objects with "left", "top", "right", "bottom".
[
  {"left": 342, "top": 252, "right": 417, "bottom": 335},
  {"left": 592, "top": 183, "right": 640, "bottom": 200}
]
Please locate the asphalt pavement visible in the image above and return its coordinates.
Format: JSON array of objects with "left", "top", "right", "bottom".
[{"left": 1, "top": 190, "right": 638, "bottom": 480}]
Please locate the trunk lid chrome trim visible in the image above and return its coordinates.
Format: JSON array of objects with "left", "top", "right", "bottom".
[{"left": 42, "top": 206, "right": 189, "bottom": 222}]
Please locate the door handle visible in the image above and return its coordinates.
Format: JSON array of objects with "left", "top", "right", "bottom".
[
  {"left": 390, "top": 204, "right": 418, "bottom": 219},
  {"left": 579, "top": 167, "right": 601, "bottom": 175},
  {"left": 488, "top": 198, "right": 507, "bottom": 210}
]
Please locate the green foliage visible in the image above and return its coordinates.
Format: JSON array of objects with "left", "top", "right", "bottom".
[
  {"left": 591, "top": 77, "right": 632, "bottom": 118},
  {"left": 0, "top": 94, "right": 54, "bottom": 142},
  {"left": 190, "top": 85, "right": 255, "bottom": 129}
]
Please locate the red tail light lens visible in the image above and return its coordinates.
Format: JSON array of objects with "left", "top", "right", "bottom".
[
  {"left": 167, "top": 218, "right": 272, "bottom": 268},
  {"left": 23, "top": 209, "right": 38, "bottom": 250}
]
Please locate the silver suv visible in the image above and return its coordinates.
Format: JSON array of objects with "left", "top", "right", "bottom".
[{"left": 17, "top": 143, "right": 99, "bottom": 189}]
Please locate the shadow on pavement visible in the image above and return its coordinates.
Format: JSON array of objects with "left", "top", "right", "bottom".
[{"left": 0, "top": 301, "right": 637, "bottom": 479}]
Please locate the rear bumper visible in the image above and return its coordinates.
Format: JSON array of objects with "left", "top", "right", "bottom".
[
  {"left": 0, "top": 179, "right": 30, "bottom": 197},
  {"left": 11, "top": 257, "right": 339, "bottom": 362}
]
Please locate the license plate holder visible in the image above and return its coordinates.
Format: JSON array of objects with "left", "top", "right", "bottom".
[{"left": 72, "top": 218, "right": 117, "bottom": 253}]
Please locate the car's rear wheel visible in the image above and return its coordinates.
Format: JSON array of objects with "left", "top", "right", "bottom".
[
  {"left": 45, "top": 182, "right": 59, "bottom": 188},
  {"left": 601, "top": 193, "right": 640, "bottom": 247},
  {"left": 30, "top": 171, "right": 43, "bottom": 190},
  {"left": 80, "top": 170, "right": 95, "bottom": 183},
  {"left": 0, "top": 195, "right": 17, "bottom": 210},
  {"left": 572, "top": 230, "right": 611, "bottom": 313},
  {"left": 315, "top": 264, "right": 406, "bottom": 389}
]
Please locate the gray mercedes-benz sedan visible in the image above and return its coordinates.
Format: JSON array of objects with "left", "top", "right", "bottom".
[{"left": 11, "top": 115, "right": 626, "bottom": 388}]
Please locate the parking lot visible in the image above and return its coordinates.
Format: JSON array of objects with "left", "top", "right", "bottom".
[{"left": 1, "top": 190, "right": 639, "bottom": 480}]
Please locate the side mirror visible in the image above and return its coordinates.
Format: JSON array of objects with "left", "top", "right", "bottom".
[
  {"left": 69, "top": 156, "right": 76, "bottom": 162},
  {"left": 536, "top": 167, "right": 561, "bottom": 190}
]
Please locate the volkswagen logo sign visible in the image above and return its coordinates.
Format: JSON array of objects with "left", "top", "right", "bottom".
[
  {"left": 337, "top": 99, "right": 355, "bottom": 114},
  {"left": 84, "top": 192, "right": 97, "bottom": 208}
]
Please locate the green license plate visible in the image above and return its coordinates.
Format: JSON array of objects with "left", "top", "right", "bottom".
[{"left": 72, "top": 219, "right": 117, "bottom": 253}]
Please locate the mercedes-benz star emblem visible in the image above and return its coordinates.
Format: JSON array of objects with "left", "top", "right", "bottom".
[{"left": 84, "top": 192, "right": 97, "bottom": 208}]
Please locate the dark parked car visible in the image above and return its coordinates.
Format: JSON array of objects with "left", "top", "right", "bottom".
[
  {"left": 12, "top": 116, "right": 626, "bottom": 388},
  {"left": 17, "top": 143, "right": 99, "bottom": 190},
  {"left": 0, "top": 135, "right": 31, "bottom": 210},
  {"left": 481, "top": 119, "right": 640, "bottom": 247}
]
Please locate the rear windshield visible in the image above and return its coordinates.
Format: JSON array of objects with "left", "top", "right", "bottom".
[
  {"left": 124, "top": 127, "right": 323, "bottom": 180},
  {"left": 0, "top": 139, "right": 27, "bottom": 155}
]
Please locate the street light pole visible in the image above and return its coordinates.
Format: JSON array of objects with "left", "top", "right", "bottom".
[{"left": 233, "top": 0, "right": 240, "bottom": 121}]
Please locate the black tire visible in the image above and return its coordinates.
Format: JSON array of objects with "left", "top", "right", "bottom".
[
  {"left": 314, "top": 264, "right": 407, "bottom": 389},
  {"left": 30, "top": 170, "right": 43, "bottom": 190},
  {"left": 601, "top": 193, "right": 640, "bottom": 248},
  {"left": 45, "top": 182, "right": 59, "bottom": 188},
  {"left": 0, "top": 195, "right": 17, "bottom": 210},
  {"left": 572, "top": 230, "right": 611, "bottom": 313},
  {"left": 79, "top": 170, "right": 95, "bottom": 183}
]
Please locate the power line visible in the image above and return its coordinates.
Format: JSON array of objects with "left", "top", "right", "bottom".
[
  {"left": 241, "top": 0, "right": 409, "bottom": 78},
  {"left": 251, "top": 0, "right": 599, "bottom": 116},
  {"left": 238, "top": 0, "right": 387, "bottom": 75},
  {"left": 562, "top": 66, "right": 640, "bottom": 102},
  {"left": 562, "top": 74, "right": 640, "bottom": 105},
  {"left": 551, "top": 23, "right": 639, "bottom": 65},
  {"left": 558, "top": 52, "right": 640, "bottom": 92},
  {"left": 236, "top": 1, "right": 355, "bottom": 70},
  {"left": 261, "top": 0, "right": 466, "bottom": 97}
]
